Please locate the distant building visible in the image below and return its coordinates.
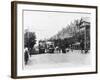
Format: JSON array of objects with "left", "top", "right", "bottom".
[{"left": 72, "top": 17, "right": 90, "bottom": 50}]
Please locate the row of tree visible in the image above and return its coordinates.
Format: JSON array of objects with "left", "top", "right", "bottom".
[
  {"left": 49, "top": 17, "right": 90, "bottom": 50},
  {"left": 24, "top": 17, "right": 90, "bottom": 52}
]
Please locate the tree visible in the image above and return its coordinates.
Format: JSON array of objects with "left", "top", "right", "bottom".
[{"left": 24, "top": 31, "right": 36, "bottom": 49}]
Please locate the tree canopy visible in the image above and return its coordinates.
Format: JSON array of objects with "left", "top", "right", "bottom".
[{"left": 24, "top": 31, "right": 36, "bottom": 49}]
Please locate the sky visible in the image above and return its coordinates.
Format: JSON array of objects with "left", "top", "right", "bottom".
[{"left": 24, "top": 10, "right": 90, "bottom": 42}]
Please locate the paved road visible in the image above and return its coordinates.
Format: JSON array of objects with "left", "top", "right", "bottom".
[{"left": 24, "top": 50, "right": 91, "bottom": 69}]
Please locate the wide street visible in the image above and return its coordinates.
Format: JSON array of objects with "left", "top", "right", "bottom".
[{"left": 24, "top": 50, "right": 91, "bottom": 69}]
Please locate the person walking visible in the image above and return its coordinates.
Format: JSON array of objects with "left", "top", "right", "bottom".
[{"left": 80, "top": 39, "right": 84, "bottom": 53}]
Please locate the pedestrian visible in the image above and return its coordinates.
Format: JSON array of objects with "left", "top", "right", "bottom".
[
  {"left": 55, "top": 46, "right": 61, "bottom": 53},
  {"left": 69, "top": 44, "right": 73, "bottom": 52},
  {"left": 24, "top": 47, "right": 29, "bottom": 65},
  {"left": 80, "top": 39, "right": 84, "bottom": 53}
]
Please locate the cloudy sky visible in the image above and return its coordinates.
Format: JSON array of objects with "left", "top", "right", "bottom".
[{"left": 24, "top": 10, "right": 90, "bottom": 42}]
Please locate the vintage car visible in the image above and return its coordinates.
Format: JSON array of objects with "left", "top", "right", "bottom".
[
  {"left": 45, "top": 41, "right": 55, "bottom": 53},
  {"left": 39, "top": 41, "right": 46, "bottom": 53}
]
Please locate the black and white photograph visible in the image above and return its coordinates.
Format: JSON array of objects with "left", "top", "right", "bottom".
[
  {"left": 23, "top": 10, "right": 91, "bottom": 69},
  {"left": 11, "top": 1, "right": 97, "bottom": 78}
]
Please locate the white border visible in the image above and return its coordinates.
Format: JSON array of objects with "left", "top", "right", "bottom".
[{"left": 17, "top": 3, "right": 96, "bottom": 76}]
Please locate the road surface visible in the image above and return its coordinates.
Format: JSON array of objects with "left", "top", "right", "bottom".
[{"left": 24, "top": 50, "right": 91, "bottom": 69}]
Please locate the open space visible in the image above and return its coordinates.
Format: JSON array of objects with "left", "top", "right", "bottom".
[{"left": 25, "top": 50, "right": 91, "bottom": 69}]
